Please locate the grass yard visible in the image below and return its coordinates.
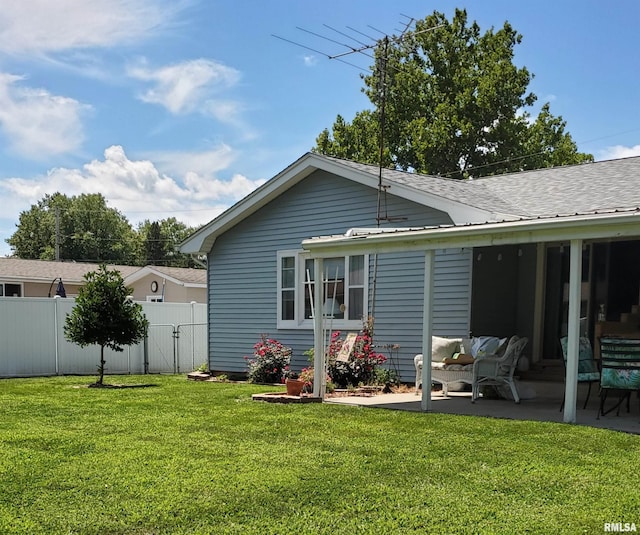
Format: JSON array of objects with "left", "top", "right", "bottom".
[{"left": 1, "top": 375, "right": 639, "bottom": 534}]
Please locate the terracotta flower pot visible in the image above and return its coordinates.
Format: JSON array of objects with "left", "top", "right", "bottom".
[{"left": 285, "top": 378, "right": 305, "bottom": 396}]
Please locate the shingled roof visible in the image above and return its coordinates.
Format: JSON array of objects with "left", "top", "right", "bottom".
[
  {"left": 329, "top": 154, "right": 640, "bottom": 220},
  {"left": 181, "top": 152, "right": 640, "bottom": 255},
  {"left": 0, "top": 258, "right": 205, "bottom": 285}
]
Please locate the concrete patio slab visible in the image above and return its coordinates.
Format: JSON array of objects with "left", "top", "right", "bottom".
[{"left": 324, "top": 381, "right": 640, "bottom": 435}]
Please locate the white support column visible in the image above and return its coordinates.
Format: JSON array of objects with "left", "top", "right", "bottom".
[
  {"left": 563, "top": 239, "right": 582, "bottom": 423},
  {"left": 312, "top": 258, "right": 325, "bottom": 398},
  {"left": 421, "top": 250, "right": 435, "bottom": 411}
]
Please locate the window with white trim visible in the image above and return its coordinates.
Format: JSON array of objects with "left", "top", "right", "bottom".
[
  {"left": 277, "top": 250, "right": 367, "bottom": 329},
  {"left": 0, "top": 282, "right": 22, "bottom": 297}
]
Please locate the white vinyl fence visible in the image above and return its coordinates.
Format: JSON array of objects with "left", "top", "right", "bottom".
[{"left": 0, "top": 297, "right": 207, "bottom": 378}]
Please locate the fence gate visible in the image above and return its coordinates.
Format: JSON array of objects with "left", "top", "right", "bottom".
[{"left": 145, "top": 322, "right": 208, "bottom": 374}]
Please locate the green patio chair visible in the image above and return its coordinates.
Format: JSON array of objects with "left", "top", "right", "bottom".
[
  {"left": 597, "top": 337, "right": 640, "bottom": 419},
  {"left": 559, "top": 336, "right": 600, "bottom": 411}
]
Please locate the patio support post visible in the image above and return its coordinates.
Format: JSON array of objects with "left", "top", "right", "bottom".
[
  {"left": 563, "top": 239, "right": 582, "bottom": 423},
  {"left": 421, "top": 250, "right": 435, "bottom": 411},
  {"left": 313, "top": 257, "right": 325, "bottom": 398}
]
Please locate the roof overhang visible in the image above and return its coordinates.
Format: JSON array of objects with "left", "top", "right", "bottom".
[
  {"left": 179, "top": 153, "right": 497, "bottom": 255},
  {"left": 123, "top": 266, "right": 206, "bottom": 288},
  {"left": 302, "top": 210, "right": 640, "bottom": 257}
]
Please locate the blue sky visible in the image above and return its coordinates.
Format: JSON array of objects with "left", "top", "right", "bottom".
[{"left": 1, "top": 0, "right": 639, "bottom": 257}]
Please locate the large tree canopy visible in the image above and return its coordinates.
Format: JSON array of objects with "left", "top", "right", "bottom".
[
  {"left": 7, "top": 193, "right": 202, "bottom": 267},
  {"left": 7, "top": 193, "right": 137, "bottom": 263},
  {"left": 314, "top": 8, "right": 592, "bottom": 178}
]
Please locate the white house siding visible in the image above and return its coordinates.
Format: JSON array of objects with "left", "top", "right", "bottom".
[{"left": 207, "top": 169, "right": 472, "bottom": 381}]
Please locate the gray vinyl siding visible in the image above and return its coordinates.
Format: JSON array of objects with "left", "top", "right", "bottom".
[{"left": 207, "top": 169, "right": 472, "bottom": 381}]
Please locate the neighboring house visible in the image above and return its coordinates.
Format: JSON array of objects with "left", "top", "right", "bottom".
[
  {"left": 180, "top": 152, "right": 640, "bottom": 392},
  {"left": 0, "top": 258, "right": 207, "bottom": 303}
]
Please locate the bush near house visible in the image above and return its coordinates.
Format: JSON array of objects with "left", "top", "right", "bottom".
[{"left": 245, "top": 335, "right": 292, "bottom": 384}]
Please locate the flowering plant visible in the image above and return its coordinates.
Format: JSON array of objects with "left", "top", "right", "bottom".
[
  {"left": 299, "top": 367, "right": 334, "bottom": 394},
  {"left": 299, "top": 367, "right": 315, "bottom": 386},
  {"left": 245, "top": 335, "right": 292, "bottom": 384},
  {"left": 327, "top": 317, "right": 387, "bottom": 388}
]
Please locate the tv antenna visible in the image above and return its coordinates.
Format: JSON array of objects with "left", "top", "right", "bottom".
[
  {"left": 273, "top": 15, "right": 439, "bottom": 226},
  {"left": 273, "top": 16, "right": 442, "bottom": 322}
]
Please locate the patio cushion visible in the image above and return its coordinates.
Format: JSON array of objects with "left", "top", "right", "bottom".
[
  {"left": 470, "top": 336, "right": 505, "bottom": 358},
  {"left": 560, "top": 337, "right": 600, "bottom": 381},
  {"left": 431, "top": 336, "right": 462, "bottom": 362}
]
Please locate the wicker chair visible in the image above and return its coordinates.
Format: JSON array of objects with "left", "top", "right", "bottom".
[
  {"left": 471, "top": 336, "right": 528, "bottom": 404},
  {"left": 559, "top": 336, "right": 600, "bottom": 411}
]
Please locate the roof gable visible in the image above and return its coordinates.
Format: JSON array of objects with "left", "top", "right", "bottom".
[
  {"left": 179, "top": 152, "right": 501, "bottom": 254},
  {"left": 180, "top": 152, "right": 640, "bottom": 255},
  {"left": 123, "top": 265, "right": 206, "bottom": 287}
]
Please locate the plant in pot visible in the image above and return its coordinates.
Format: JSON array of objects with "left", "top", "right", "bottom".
[
  {"left": 284, "top": 369, "right": 305, "bottom": 396},
  {"left": 299, "top": 366, "right": 335, "bottom": 395}
]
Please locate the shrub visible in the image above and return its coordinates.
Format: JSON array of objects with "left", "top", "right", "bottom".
[
  {"left": 327, "top": 317, "right": 387, "bottom": 388},
  {"left": 245, "top": 335, "right": 292, "bottom": 384}
]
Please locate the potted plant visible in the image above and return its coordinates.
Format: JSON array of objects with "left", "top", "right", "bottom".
[
  {"left": 298, "top": 367, "right": 336, "bottom": 395},
  {"left": 284, "top": 370, "right": 305, "bottom": 396}
]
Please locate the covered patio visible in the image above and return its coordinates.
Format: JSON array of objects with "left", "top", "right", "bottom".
[
  {"left": 325, "top": 381, "right": 640, "bottom": 434},
  {"left": 304, "top": 210, "right": 640, "bottom": 427}
]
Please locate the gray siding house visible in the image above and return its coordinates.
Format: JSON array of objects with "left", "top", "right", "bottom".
[{"left": 181, "top": 152, "right": 640, "bottom": 389}]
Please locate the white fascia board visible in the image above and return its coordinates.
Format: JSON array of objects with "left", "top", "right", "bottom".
[
  {"left": 179, "top": 153, "right": 321, "bottom": 254},
  {"left": 124, "top": 266, "right": 192, "bottom": 288},
  {"left": 302, "top": 211, "right": 640, "bottom": 257},
  {"left": 178, "top": 152, "right": 497, "bottom": 254}
]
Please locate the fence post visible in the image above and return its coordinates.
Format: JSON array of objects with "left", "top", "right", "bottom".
[
  {"left": 54, "top": 296, "right": 61, "bottom": 375},
  {"left": 143, "top": 335, "right": 149, "bottom": 374},
  {"left": 174, "top": 326, "right": 180, "bottom": 374}
]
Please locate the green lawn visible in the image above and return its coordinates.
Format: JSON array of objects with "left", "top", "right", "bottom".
[{"left": 1, "top": 375, "right": 638, "bottom": 534}]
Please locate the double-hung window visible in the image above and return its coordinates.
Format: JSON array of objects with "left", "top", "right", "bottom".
[{"left": 277, "top": 250, "right": 367, "bottom": 329}]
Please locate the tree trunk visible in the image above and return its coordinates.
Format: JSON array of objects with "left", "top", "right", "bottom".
[{"left": 98, "top": 345, "right": 105, "bottom": 385}]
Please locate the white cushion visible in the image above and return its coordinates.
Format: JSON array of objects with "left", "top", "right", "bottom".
[{"left": 431, "top": 336, "right": 462, "bottom": 362}]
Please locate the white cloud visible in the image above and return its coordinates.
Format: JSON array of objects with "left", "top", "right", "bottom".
[
  {"left": 0, "top": 0, "right": 182, "bottom": 56},
  {"left": 597, "top": 144, "right": 640, "bottom": 161},
  {"left": 128, "top": 58, "right": 241, "bottom": 115},
  {"left": 0, "top": 144, "right": 265, "bottom": 232},
  {"left": 303, "top": 55, "right": 318, "bottom": 67},
  {"left": 0, "top": 73, "right": 90, "bottom": 158},
  {"left": 147, "top": 144, "right": 236, "bottom": 177}
]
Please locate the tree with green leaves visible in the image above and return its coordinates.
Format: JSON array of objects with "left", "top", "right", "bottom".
[
  {"left": 7, "top": 193, "right": 138, "bottom": 263},
  {"left": 314, "top": 8, "right": 592, "bottom": 178},
  {"left": 136, "top": 217, "right": 200, "bottom": 267},
  {"left": 64, "top": 265, "right": 148, "bottom": 386}
]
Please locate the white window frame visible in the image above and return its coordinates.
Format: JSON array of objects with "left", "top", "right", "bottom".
[
  {"left": 277, "top": 249, "right": 368, "bottom": 330},
  {"left": 0, "top": 281, "right": 23, "bottom": 297},
  {"left": 146, "top": 295, "right": 164, "bottom": 302}
]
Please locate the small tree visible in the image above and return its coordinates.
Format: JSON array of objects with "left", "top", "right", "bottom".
[{"left": 64, "top": 265, "right": 148, "bottom": 385}]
